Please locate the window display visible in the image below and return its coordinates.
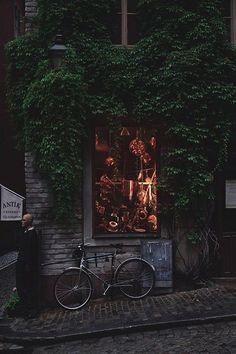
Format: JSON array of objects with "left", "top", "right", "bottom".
[{"left": 94, "top": 127, "right": 158, "bottom": 234}]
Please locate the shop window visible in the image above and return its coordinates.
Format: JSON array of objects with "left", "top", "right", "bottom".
[
  {"left": 111, "top": 0, "right": 139, "bottom": 46},
  {"left": 221, "top": 0, "right": 236, "bottom": 44},
  {"left": 94, "top": 126, "right": 158, "bottom": 235}
]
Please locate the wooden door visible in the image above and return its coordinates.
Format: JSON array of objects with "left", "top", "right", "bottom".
[{"left": 216, "top": 148, "right": 236, "bottom": 276}]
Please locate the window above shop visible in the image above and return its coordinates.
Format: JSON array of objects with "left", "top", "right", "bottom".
[
  {"left": 111, "top": 0, "right": 139, "bottom": 47},
  {"left": 221, "top": 0, "right": 236, "bottom": 44},
  {"left": 94, "top": 126, "right": 158, "bottom": 236}
]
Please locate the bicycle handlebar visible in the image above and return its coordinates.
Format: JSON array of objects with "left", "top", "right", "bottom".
[
  {"left": 72, "top": 243, "right": 125, "bottom": 258},
  {"left": 75, "top": 243, "right": 123, "bottom": 250}
]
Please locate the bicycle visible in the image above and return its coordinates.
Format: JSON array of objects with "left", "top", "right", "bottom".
[{"left": 54, "top": 243, "right": 155, "bottom": 310}]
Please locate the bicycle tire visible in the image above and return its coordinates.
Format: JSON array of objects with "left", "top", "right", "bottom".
[
  {"left": 114, "top": 258, "right": 155, "bottom": 299},
  {"left": 54, "top": 267, "right": 92, "bottom": 310}
]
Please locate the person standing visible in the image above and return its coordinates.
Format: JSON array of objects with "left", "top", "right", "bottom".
[{"left": 14, "top": 213, "right": 39, "bottom": 319}]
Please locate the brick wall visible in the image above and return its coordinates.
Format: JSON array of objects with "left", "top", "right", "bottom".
[
  {"left": 23, "top": 1, "right": 84, "bottom": 303},
  {"left": 25, "top": 0, "right": 38, "bottom": 32},
  {"left": 22, "top": 1, "right": 174, "bottom": 303},
  {"left": 25, "top": 152, "right": 83, "bottom": 277}
]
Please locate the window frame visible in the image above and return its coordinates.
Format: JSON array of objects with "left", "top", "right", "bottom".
[
  {"left": 223, "top": 0, "right": 236, "bottom": 44},
  {"left": 231, "top": 0, "right": 236, "bottom": 44},
  {"left": 83, "top": 121, "right": 161, "bottom": 241},
  {"left": 113, "top": 0, "right": 138, "bottom": 48}
]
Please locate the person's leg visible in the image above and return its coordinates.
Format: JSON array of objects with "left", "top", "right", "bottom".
[
  {"left": 14, "top": 268, "right": 28, "bottom": 316},
  {"left": 24, "top": 272, "right": 39, "bottom": 318}
]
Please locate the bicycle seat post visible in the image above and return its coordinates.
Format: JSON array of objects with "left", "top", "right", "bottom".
[{"left": 72, "top": 244, "right": 85, "bottom": 267}]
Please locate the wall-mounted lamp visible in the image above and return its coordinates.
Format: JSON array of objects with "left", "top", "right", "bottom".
[{"left": 49, "top": 34, "right": 67, "bottom": 68}]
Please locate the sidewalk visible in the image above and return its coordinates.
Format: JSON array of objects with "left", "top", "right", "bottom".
[
  {"left": 0, "top": 284, "right": 236, "bottom": 347},
  {"left": 0, "top": 251, "right": 17, "bottom": 271}
]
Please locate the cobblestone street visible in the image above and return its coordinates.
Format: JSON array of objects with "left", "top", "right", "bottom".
[
  {"left": 0, "top": 251, "right": 17, "bottom": 271},
  {"left": 32, "top": 320, "right": 236, "bottom": 354},
  {"left": 1, "top": 255, "right": 236, "bottom": 353},
  {"left": 0, "top": 263, "right": 16, "bottom": 314}
]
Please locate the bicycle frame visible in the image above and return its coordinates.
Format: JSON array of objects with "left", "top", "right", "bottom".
[{"left": 77, "top": 250, "right": 124, "bottom": 295}]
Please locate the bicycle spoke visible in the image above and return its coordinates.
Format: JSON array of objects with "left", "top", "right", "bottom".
[
  {"left": 54, "top": 269, "right": 92, "bottom": 310},
  {"left": 115, "top": 259, "right": 154, "bottom": 299},
  {"left": 57, "top": 289, "right": 75, "bottom": 301}
]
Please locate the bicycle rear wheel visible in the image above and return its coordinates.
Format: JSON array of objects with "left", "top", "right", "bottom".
[
  {"left": 54, "top": 268, "right": 92, "bottom": 310},
  {"left": 115, "top": 258, "right": 155, "bottom": 299}
]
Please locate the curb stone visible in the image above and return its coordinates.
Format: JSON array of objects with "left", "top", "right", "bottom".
[
  {"left": 0, "top": 314, "right": 236, "bottom": 346},
  {"left": 0, "top": 284, "right": 236, "bottom": 348}
]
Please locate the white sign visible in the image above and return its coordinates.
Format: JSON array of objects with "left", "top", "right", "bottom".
[
  {"left": 0, "top": 185, "right": 25, "bottom": 221},
  {"left": 225, "top": 180, "right": 236, "bottom": 209}
]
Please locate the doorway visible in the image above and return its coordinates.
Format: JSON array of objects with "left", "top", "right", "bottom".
[{"left": 216, "top": 148, "right": 236, "bottom": 276}]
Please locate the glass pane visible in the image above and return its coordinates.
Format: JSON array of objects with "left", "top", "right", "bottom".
[
  {"left": 219, "top": 0, "right": 231, "bottom": 41},
  {"left": 220, "top": 0, "right": 231, "bottom": 17},
  {"left": 224, "top": 18, "right": 231, "bottom": 40},
  {"left": 94, "top": 127, "right": 158, "bottom": 234},
  {"left": 128, "top": 14, "right": 139, "bottom": 45},
  {"left": 115, "top": 0, "right": 121, "bottom": 12},
  {"left": 110, "top": 14, "right": 122, "bottom": 44},
  {"left": 127, "top": 0, "right": 137, "bottom": 13}
]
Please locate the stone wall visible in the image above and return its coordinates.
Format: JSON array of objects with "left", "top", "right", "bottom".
[
  {"left": 23, "top": 3, "right": 83, "bottom": 276},
  {"left": 25, "top": 0, "right": 38, "bottom": 32},
  {"left": 25, "top": 152, "right": 83, "bottom": 277},
  {"left": 25, "top": 151, "right": 83, "bottom": 304},
  {"left": 22, "top": 1, "right": 175, "bottom": 303}
]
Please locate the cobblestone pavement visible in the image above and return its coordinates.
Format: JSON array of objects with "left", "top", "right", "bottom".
[
  {"left": 0, "top": 264, "right": 16, "bottom": 314},
  {"left": 0, "top": 252, "right": 17, "bottom": 316},
  {"left": 0, "top": 285, "right": 235, "bottom": 345},
  {"left": 0, "top": 251, "right": 17, "bottom": 271},
  {"left": 0, "top": 256, "right": 236, "bottom": 351},
  {"left": 11, "top": 320, "right": 236, "bottom": 353}
]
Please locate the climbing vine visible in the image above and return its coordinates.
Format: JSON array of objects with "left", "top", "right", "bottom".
[{"left": 5, "top": 0, "right": 236, "bottom": 222}]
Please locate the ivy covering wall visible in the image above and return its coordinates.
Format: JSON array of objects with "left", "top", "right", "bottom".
[{"left": 6, "top": 0, "right": 236, "bottom": 227}]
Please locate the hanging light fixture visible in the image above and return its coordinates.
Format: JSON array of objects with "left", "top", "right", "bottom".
[
  {"left": 120, "top": 127, "right": 130, "bottom": 136},
  {"left": 49, "top": 34, "right": 67, "bottom": 68}
]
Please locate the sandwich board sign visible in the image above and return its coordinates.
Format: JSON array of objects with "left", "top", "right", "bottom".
[
  {"left": 0, "top": 184, "right": 25, "bottom": 221},
  {"left": 141, "top": 240, "right": 173, "bottom": 289}
]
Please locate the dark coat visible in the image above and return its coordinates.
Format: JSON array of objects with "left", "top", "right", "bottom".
[
  {"left": 16, "top": 226, "right": 39, "bottom": 311},
  {"left": 17, "top": 226, "right": 38, "bottom": 273}
]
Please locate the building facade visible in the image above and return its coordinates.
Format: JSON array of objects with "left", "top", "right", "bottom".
[
  {"left": 10, "top": 0, "right": 236, "bottom": 303},
  {"left": 0, "top": 0, "right": 25, "bottom": 253}
]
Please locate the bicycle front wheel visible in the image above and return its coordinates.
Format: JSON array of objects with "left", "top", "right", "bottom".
[
  {"left": 54, "top": 268, "right": 92, "bottom": 310},
  {"left": 115, "top": 258, "right": 155, "bottom": 299}
]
